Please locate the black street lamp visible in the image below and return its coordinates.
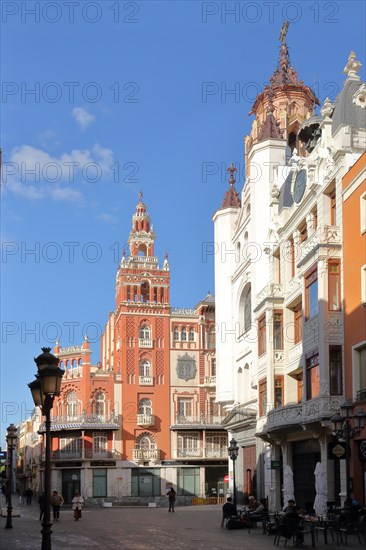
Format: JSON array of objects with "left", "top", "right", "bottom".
[
  {"left": 331, "top": 400, "right": 366, "bottom": 508},
  {"left": 4, "top": 424, "right": 18, "bottom": 529},
  {"left": 228, "top": 438, "right": 239, "bottom": 512},
  {"left": 28, "top": 347, "right": 64, "bottom": 550}
]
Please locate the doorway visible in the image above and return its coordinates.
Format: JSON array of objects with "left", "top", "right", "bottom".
[{"left": 62, "top": 469, "right": 81, "bottom": 504}]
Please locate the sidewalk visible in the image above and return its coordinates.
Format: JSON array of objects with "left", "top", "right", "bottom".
[{"left": 1, "top": 504, "right": 363, "bottom": 549}]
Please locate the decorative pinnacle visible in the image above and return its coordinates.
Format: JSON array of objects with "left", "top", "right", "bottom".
[
  {"left": 279, "top": 20, "right": 289, "bottom": 44},
  {"left": 164, "top": 251, "right": 169, "bottom": 260},
  {"left": 343, "top": 51, "right": 362, "bottom": 79},
  {"left": 139, "top": 191, "right": 143, "bottom": 200},
  {"left": 122, "top": 248, "right": 126, "bottom": 258},
  {"left": 227, "top": 163, "right": 237, "bottom": 185}
]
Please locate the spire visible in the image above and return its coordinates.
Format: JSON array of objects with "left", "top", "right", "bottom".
[
  {"left": 220, "top": 164, "right": 241, "bottom": 209},
  {"left": 127, "top": 193, "right": 157, "bottom": 259}
]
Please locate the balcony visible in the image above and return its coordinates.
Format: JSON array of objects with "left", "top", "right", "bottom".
[
  {"left": 138, "top": 376, "right": 153, "bottom": 386},
  {"left": 298, "top": 224, "right": 342, "bottom": 267},
  {"left": 136, "top": 414, "right": 155, "bottom": 427},
  {"left": 204, "top": 376, "right": 216, "bottom": 386},
  {"left": 255, "top": 283, "right": 284, "bottom": 310},
  {"left": 132, "top": 448, "right": 160, "bottom": 462},
  {"left": 171, "top": 415, "right": 225, "bottom": 430},
  {"left": 264, "top": 396, "right": 344, "bottom": 433},
  {"left": 284, "top": 276, "right": 302, "bottom": 308},
  {"left": 173, "top": 447, "right": 228, "bottom": 459},
  {"left": 39, "top": 414, "right": 120, "bottom": 432},
  {"left": 138, "top": 338, "right": 153, "bottom": 348}
]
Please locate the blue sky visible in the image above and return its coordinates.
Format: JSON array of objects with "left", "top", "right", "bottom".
[{"left": 1, "top": 0, "right": 365, "bottom": 444}]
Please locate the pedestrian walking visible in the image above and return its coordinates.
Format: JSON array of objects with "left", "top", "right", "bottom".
[
  {"left": 167, "top": 487, "right": 176, "bottom": 512},
  {"left": 50, "top": 490, "right": 64, "bottom": 521},
  {"left": 25, "top": 488, "right": 33, "bottom": 505},
  {"left": 72, "top": 492, "right": 84, "bottom": 521},
  {"left": 39, "top": 492, "right": 46, "bottom": 521}
]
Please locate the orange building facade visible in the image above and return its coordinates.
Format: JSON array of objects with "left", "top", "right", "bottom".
[
  {"left": 29, "top": 195, "right": 227, "bottom": 504},
  {"left": 342, "top": 152, "right": 366, "bottom": 505}
]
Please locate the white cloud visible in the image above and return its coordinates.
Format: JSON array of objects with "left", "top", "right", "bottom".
[
  {"left": 72, "top": 107, "right": 95, "bottom": 131},
  {"left": 2, "top": 144, "right": 115, "bottom": 202},
  {"left": 96, "top": 213, "right": 118, "bottom": 224}
]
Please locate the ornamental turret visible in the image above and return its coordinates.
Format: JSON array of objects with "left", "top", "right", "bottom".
[{"left": 246, "top": 21, "right": 319, "bottom": 162}]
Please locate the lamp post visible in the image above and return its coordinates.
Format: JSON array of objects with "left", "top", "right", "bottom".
[
  {"left": 331, "top": 400, "right": 366, "bottom": 509},
  {"left": 228, "top": 438, "right": 239, "bottom": 512},
  {"left": 28, "top": 347, "right": 64, "bottom": 550},
  {"left": 4, "top": 424, "right": 18, "bottom": 529}
]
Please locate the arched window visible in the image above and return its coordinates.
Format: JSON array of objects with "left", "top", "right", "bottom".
[
  {"left": 66, "top": 391, "right": 78, "bottom": 419},
  {"left": 72, "top": 359, "right": 76, "bottom": 368},
  {"left": 139, "top": 360, "right": 151, "bottom": 377},
  {"left": 181, "top": 328, "right": 187, "bottom": 341},
  {"left": 138, "top": 399, "right": 152, "bottom": 416},
  {"left": 189, "top": 328, "right": 195, "bottom": 342},
  {"left": 78, "top": 358, "right": 82, "bottom": 366},
  {"left": 139, "top": 324, "right": 151, "bottom": 340},
  {"left": 244, "top": 288, "right": 252, "bottom": 332},
  {"left": 136, "top": 432, "right": 156, "bottom": 450},
  {"left": 173, "top": 328, "right": 179, "bottom": 341},
  {"left": 94, "top": 391, "right": 105, "bottom": 416}
]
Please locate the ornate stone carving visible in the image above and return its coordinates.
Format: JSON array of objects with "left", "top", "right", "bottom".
[
  {"left": 343, "top": 51, "right": 362, "bottom": 79},
  {"left": 320, "top": 97, "right": 334, "bottom": 118},
  {"left": 176, "top": 353, "right": 197, "bottom": 381},
  {"left": 352, "top": 83, "right": 366, "bottom": 109}
]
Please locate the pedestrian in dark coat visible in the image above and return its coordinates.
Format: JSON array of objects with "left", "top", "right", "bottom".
[{"left": 167, "top": 487, "right": 176, "bottom": 512}]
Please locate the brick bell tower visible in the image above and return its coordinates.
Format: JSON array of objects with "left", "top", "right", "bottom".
[{"left": 114, "top": 193, "right": 171, "bottom": 464}]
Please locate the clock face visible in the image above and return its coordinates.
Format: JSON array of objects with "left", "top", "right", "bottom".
[{"left": 293, "top": 169, "right": 307, "bottom": 204}]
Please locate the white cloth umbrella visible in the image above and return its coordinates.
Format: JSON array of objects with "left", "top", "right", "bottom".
[
  {"left": 283, "top": 465, "right": 295, "bottom": 505},
  {"left": 313, "top": 462, "right": 327, "bottom": 517}
]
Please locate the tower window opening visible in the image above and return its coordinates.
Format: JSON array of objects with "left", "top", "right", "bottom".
[
  {"left": 138, "top": 244, "right": 147, "bottom": 257},
  {"left": 288, "top": 131, "right": 297, "bottom": 153},
  {"left": 141, "top": 281, "right": 150, "bottom": 302}
]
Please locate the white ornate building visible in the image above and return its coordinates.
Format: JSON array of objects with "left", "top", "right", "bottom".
[{"left": 214, "top": 27, "right": 366, "bottom": 510}]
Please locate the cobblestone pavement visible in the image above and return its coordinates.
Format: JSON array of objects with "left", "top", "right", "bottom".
[{"left": 1, "top": 504, "right": 363, "bottom": 550}]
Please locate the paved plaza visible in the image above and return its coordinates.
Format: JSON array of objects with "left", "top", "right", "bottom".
[{"left": 1, "top": 504, "right": 364, "bottom": 550}]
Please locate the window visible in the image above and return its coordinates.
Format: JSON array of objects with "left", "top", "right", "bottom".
[
  {"left": 244, "top": 288, "right": 252, "bottom": 332},
  {"left": 136, "top": 433, "right": 156, "bottom": 450},
  {"left": 273, "top": 312, "right": 283, "bottom": 350},
  {"left": 258, "top": 314, "right": 266, "bottom": 356},
  {"left": 66, "top": 391, "right": 79, "bottom": 419},
  {"left": 330, "top": 190, "right": 336, "bottom": 225},
  {"left": 211, "top": 358, "right": 216, "bottom": 377},
  {"left": 354, "top": 346, "right": 366, "bottom": 399},
  {"left": 306, "top": 353, "right": 319, "bottom": 400},
  {"left": 207, "top": 327, "right": 215, "bottom": 350},
  {"left": 173, "top": 327, "right": 179, "bottom": 341},
  {"left": 299, "top": 221, "right": 308, "bottom": 242},
  {"left": 139, "top": 324, "right": 151, "bottom": 340},
  {"left": 139, "top": 360, "right": 151, "bottom": 377},
  {"left": 189, "top": 328, "right": 195, "bottom": 342},
  {"left": 361, "top": 192, "right": 366, "bottom": 233},
  {"left": 177, "top": 398, "right": 192, "bottom": 418},
  {"left": 294, "top": 304, "right": 303, "bottom": 344},
  {"left": 328, "top": 260, "right": 340, "bottom": 311},
  {"left": 93, "top": 432, "right": 107, "bottom": 454},
  {"left": 275, "top": 376, "right": 284, "bottom": 409},
  {"left": 259, "top": 379, "right": 267, "bottom": 416},
  {"left": 177, "top": 432, "right": 199, "bottom": 457},
  {"left": 94, "top": 391, "right": 105, "bottom": 416},
  {"left": 59, "top": 436, "right": 81, "bottom": 457},
  {"left": 141, "top": 281, "right": 149, "bottom": 302},
  {"left": 138, "top": 399, "right": 152, "bottom": 415},
  {"left": 305, "top": 267, "right": 318, "bottom": 320},
  {"left": 362, "top": 265, "right": 366, "bottom": 305},
  {"left": 206, "top": 433, "right": 227, "bottom": 457},
  {"left": 329, "top": 346, "right": 342, "bottom": 395},
  {"left": 297, "top": 374, "right": 303, "bottom": 403},
  {"left": 181, "top": 327, "right": 187, "bottom": 341}
]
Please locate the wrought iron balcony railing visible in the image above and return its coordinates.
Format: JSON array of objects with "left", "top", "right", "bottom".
[{"left": 132, "top": 448, "right": 160, "bottom": 462}]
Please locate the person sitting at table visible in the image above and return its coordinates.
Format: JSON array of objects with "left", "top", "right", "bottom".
[
  {"left": 284, "top": 502, "right": 305, "bottom": 546},
  {"left": 249, "top": 498, "right": 268, "bottom": 522},
  {"left": 221, "top": 497, "right": 236, "bottom": 528}
]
